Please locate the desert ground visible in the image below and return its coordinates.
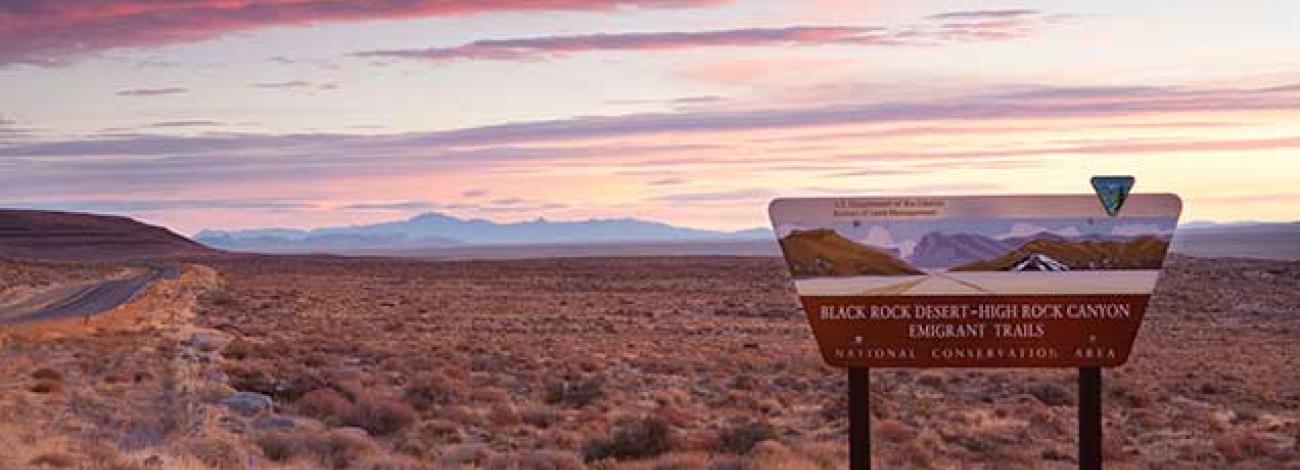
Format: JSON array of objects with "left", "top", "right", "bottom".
[{"left": 0, "top": 254, "right": 1297, "bottom": 469}]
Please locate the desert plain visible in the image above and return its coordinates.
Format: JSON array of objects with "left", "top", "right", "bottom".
[{"left": 0, "top": 254, "right": 1297, "bottom": 469}]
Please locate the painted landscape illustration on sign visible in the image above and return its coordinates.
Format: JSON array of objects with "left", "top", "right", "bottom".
[{"left": 777, "top": 211, "right": 1179, "bottom": 296}]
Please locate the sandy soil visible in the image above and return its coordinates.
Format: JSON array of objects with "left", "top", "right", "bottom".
[{"left": 0, "top": 254, "right": 1295, "bottom": 469}]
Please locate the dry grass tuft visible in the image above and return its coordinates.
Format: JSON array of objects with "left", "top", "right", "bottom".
[
  {"left": 297, "top": 388, "right": 353, "bottom": 424},
  {"left": 346, "top": 392, "right": 418, "bottom": 436},
  {"left": 717, "top": 420, "right": 779, "bottom": 454},
  {"left": 28, "top": 453, "right": 76, "bottom": 468},
  {"left": 402, "top": 373, "right": 462, "bottom": 412},
  {"left": 583, "top": 416, "right": 674, "bottom": 463}
]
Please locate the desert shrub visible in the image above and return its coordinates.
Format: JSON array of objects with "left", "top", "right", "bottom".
[
  {"left": 274, "top": 372, "right": 329, "bottom": 403},
  {"left": 346, "top": 392, "right": 418, "bottom": 436},
  {"left": 350, "top": 454, "right": 425, "bottom": 470},
  {"left": 1026, "top": 382, "right": 1074, "bottom": 407},
  {"left": 583, "top": 416, "right": 673, "bottom": 462},
  {"left": 393, "top": 419, "right": 463, "bottom": 457},
  {"left": 1108, "top": 381, "right": 1155, "bottom": 408},
  {"left": 30, "top": 380, "right": 64, "bottom": 394},
  {"left": 28, "top": 453, "right": 76, "bottom": 468},
  {"left": 488, "top": 402, "right": 521, "bottom": 426},
  {"left": 257, "top": 429, "right": 382, "bottom": 469},
  {"left": 30, "top": 368, "right": 63, "bottom": 382},
  {"left": 202, "top": 288, "right": 237, "bottom": 308},
  {"left": 544, "top": 376, "right": 604, "bottom": 408},
  {"left": 402, "top": 373, "right": 462, "bottom": 411},
  {"left": 875, "top": 419, "right": 917, "bottom": 443},
  {"left": 225, "top": 362, "right": 276, "bottom": 395},
  {"left": 1214, "top": 431, "right": 1274, "bottom": 463},
  {"left": 487, "top": 450, "right": 585, "bottom": 470},
  {"left": 298, "top": 388, "right": 354, "bottom": 424},
  {"left": 439, "top": 444, "right": 492, "bottom": 468},
  {"left": 186, "top": 439, "right": 242, "bottom": 469},
  {"left": 521, "top": 406, "right": 559, "bottom": 429},
  {"left": 717, "top": 421, "right": 778, "bottom": 454},
  {"left": 83, "top": 445, "right": 143, "bottom": 470},
  {"left": 258, "top": 431, "right": 314, "bottom": 462},
  {"left": 221, "top": 339, "right": 255, "bottom": 360},
  {"left": 726, "top": 373, "right": 758, "bottom": 391},
  {"left": 322, "top": 430, "right": 380, "bottom": 469}
]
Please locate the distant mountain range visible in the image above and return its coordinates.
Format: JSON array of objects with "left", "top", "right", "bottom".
[
  {"left": 196, "top": 212, "right": 772, "bottom": 253},
  {"left": 778, "top": 228, "right": 923, "bottom": 277}
]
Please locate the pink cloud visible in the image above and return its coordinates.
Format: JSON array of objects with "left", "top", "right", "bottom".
[
  {"left": 355, "top": 27, "right": 888, "bottom": 62},
  {"left": 0, "top": 0, "right": 725, "bottom": 65},
  {"left": 353, "top": 11, "right": 1060, "bottom": 63}
]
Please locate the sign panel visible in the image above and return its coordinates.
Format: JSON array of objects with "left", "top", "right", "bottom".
[{"left": 769, "top": 194, "right": 1181, "bottom": 368}]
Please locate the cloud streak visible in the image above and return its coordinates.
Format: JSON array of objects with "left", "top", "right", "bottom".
[
  {"left": 6, "top": 82, "right": 1300, "bottom": 161},
  {"left": 1, "top": 198, "right": 315, "bottom": 212},
  {"left": 353, "top": 11, "right": 1059, "bottom": 63},
  {"left": 0, "top": 0, "right": 726, "bottom": 66},
  {"left": 250, "top": 80, "right": 338, "bottom": 90},
  {"left": 3, "top": 81, "right": 1299, "bottom": 203},
  {"left": 116, "top": 87, "right": 187, "bottom": 97}
]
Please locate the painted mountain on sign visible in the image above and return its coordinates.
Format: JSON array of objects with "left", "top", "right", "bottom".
[
  {"left": 779, "top": 229, "right": 922, "bottom": 278},
  {"left": 907, "top": 232, "right": 1012, "bottom": 268},
  {"left": 952, "top": 236, "right": 1171, "bottom": 271}
]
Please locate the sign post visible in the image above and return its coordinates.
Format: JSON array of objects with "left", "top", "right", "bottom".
[
  {"left": 769, "top": 186, "right": 1178, "bottom": 469},
  {"left": 849, "top": 367, "right": 870, "bottom": 470},
  {"left": 1079, "top": 366, "right": 1102, "bottom": 470}
]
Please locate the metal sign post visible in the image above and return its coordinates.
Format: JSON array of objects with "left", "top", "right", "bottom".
[
  {"left": 849, "top": 367, "right": 870, "bottom": 470},
  {"left": 1079, "top": 367, "right": 1102, "bottom": 470},
  {"left": 769, "top": 179, "right": 1175, "bottom": 470}
]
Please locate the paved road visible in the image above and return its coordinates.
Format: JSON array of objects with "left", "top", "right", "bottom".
[
  {"left": 0, "top": 265, "right": 178, "bottom": 324},
  {"left": 859, "top": 270, "right": 993, "bottom": 295}
]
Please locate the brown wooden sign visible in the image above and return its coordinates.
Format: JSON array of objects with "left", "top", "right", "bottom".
[{"left": 769, "top": 195, "right": 1181, "bottom": 368}]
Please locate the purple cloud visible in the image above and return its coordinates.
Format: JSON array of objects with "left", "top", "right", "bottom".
[
  {"left": 4, "top": 81, "right": 1300, "bottom": 202},
  {"left": 648, "top": 177, "right": 688, "bottom": 186},
  {"left": 353, "top": 13, "right": 1060, "bottom": 63},
  {"left": 927, "top": 9, "right": 1040, "bottom": 20},
  {"left": 148, "top": 120, "right": 223, "bottom": 128},
  {"left": 250, "top": 81, "right": 337, "bottom": 91},
  {"left": 116, "top": 87, "right": 187, "bottom": 97},
  {"left": 0, "top": 0, "right": 727, "bottom": 66}
]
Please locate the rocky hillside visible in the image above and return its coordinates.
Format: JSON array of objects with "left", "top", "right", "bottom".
[
  {"left": 953, "top": 236, "right": 1172, "bottom": 271},
  {"left": 778, "top": 228, "right": 922, "bottom": 277},
  {"left": 0, "top": 209, "right": 217, "bottom": 261}
]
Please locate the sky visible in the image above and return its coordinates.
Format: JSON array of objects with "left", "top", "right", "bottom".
[{"left": 1, "top": 0, "right": 1298, "bottom": 235}]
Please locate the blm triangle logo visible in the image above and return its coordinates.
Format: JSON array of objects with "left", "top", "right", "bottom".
[{"left": 1091, "top": 176, "right": 1135, "bottom": 217}]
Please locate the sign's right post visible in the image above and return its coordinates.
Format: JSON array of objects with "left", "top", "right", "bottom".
[
  {"left": 1079, "top": 175, "right": 1137, "bottom": 470},
  {"left": 1079, "top": 366, "right": 1102, "bottom": 470}
]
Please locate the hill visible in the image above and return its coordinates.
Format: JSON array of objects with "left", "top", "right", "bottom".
[
  {"left": 952, "top": 236, "right": 1172, "bottom": 271},
  {"left": 0, "top": 209, "right": 217, "bottom": 261},
  {"left": 196, "top": 212, "right": 771, "bottom": 253},
  {"left": 778, "top": 228, "right": 922, "bottom": 278}
]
